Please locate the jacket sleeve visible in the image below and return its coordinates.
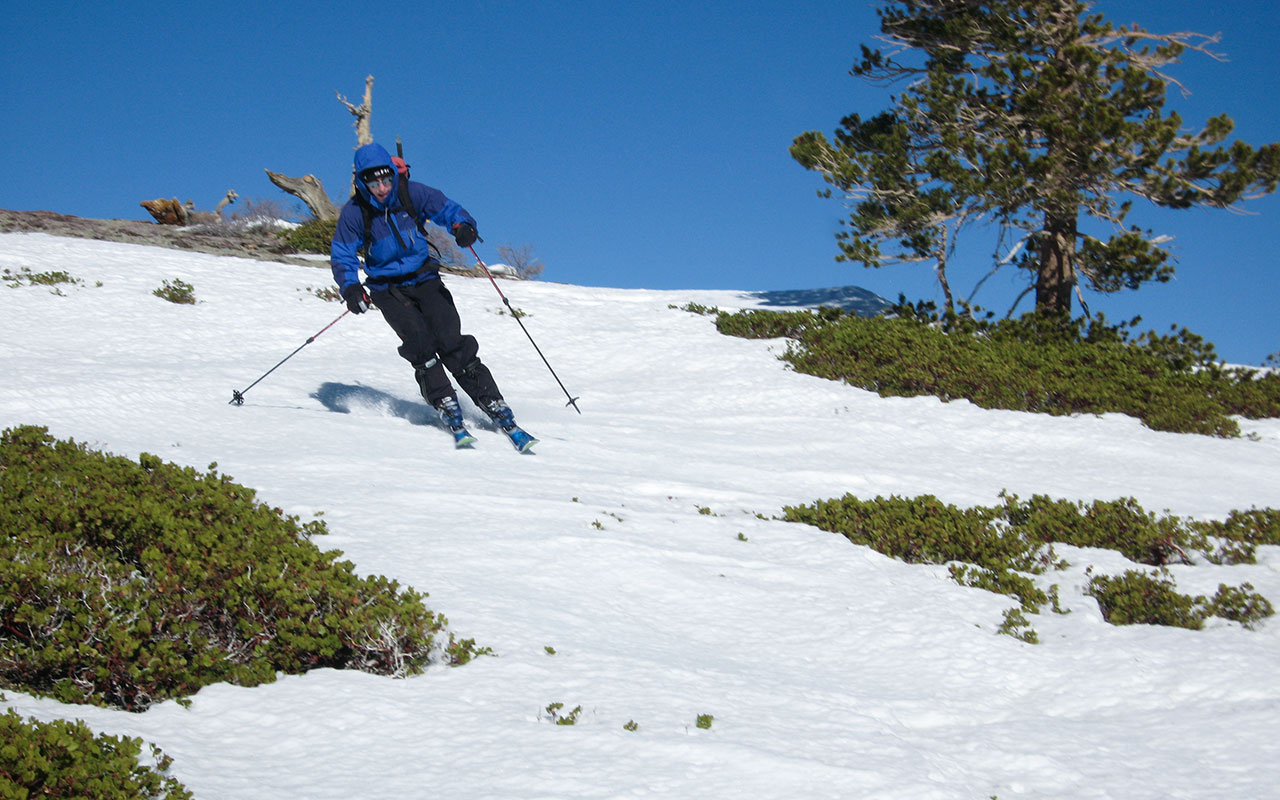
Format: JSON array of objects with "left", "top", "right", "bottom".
[
  {"left": 329, "top": 203, "right": 366, "bottom": 291},
  {"left": 409, "top": 182, "right": 475, "bottom": 233}
]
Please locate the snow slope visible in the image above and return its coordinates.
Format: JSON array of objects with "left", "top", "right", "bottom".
[{"left": 2, "top": 232, "right": 1279, "bottom": 799}]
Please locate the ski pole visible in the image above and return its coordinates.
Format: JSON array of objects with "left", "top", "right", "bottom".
[
  {"left": 229, "top": 309, "right": 350, "bottom": 405},
  {"left": 469, "top": 245, "right": 581, "bottom": 414}
]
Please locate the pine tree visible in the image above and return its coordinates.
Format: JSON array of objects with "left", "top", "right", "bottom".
[{"left": 792, "top": 0, "right": 1280, "bottom": 316}]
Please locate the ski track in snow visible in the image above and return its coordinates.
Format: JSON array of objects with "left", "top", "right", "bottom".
[{"left": 3, "top": 232, "right": 1280, "bottom": 799}]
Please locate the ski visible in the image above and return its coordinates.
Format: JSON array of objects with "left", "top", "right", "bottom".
[
  {"left": 479, "top": 399, "right": 537, "bottom": 453},
  {"left": 451, "top": 427, "right": 478, "bottom": 448},
  {"left": 500, "top": 425, "right": 538, "bottom": 453}
]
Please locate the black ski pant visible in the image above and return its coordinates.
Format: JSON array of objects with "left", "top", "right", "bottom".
[{"left": 370, "top": 277, "right": 502, "bottom": 408}]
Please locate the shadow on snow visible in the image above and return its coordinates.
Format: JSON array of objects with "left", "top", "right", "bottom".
[{"left": 311, "top": 382, "right": 443, "bottom": 429}]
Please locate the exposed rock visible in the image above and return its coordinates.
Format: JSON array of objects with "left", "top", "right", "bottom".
[{"left": 0, "top": 208, "right": 319, "bottom": 267}]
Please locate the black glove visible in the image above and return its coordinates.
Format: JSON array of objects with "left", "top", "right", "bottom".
[
  {"left": 343, "top": 283, "right": 371, "bottom": 314},
  {"left": 452, "top": 222, "right": 479, "bottom": 249}
]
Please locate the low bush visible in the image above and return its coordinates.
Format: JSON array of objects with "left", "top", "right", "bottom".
[
  {"left": 1085, "top": 569, "right": 1208, "bottom": 629},
  {"left": 280, "top": 217, "right": 337, "bottom": 254},
  {"left": 784, "top": 493, "right": 1043, "bottom": 573},
  {"left": 3, "top": 266, "right": 85, "bottom": 289},
  {"left": 152, "top": 279, "right": 196, "bottom": 305},
  {"left": 1004, "top": 494, "right": 1196, "bottom": 566},
  {"left": 713, "top": 304, "right": 1280, "bottom": 437},
  {"left": 1085, "top": 571, "right": 1274, "bottom": 630},
  {"left": 1190, "top": 508, "right": 1280, "bottom": 562},
  {"left": 1207, "top": 582, "right": 1276, "bottom": 629},
  {"left": 0, "top": 709, "right": 193, "bottom": 799},
  {"left": 0, "top": 425, "right": 485, "bottom": 712},
  {"left": 304, "top": 285, "right": 342, "bottom": 303},
  {"left": 950, "top": 564, "right": 1048, "bottom": 614},
  {"left": 784, "top": 491, "right": 1277, "bottom": 640},
  {"left": 543, "top": 703, "right": 583, "bottom": 726}
]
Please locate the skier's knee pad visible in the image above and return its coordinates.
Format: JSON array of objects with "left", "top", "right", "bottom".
[{"left": 459, "top": 358, "right": 482, "bottom": 379}]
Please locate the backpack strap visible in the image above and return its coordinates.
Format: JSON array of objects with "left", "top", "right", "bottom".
[{"left": 358, "top": 201, "right": 375, "bottom": 260}]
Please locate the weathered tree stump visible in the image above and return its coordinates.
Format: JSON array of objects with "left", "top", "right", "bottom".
[
  {"left": 140, "top": 198, "right": 193, "bottom": 226},
  {"left": 265, "top": 75, "right": 375, "bottom": 220}
]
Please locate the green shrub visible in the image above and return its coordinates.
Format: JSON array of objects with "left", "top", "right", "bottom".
[
  {"left": 712, "top": 304, "right": 1280, "bottom": 437},
  {"left": 1085, "top": 570, "right": 1207, "bottom": 629},
  {"left": 0, "top": 425, "right": 483, "bottom": 711},
  {"left": 1213, "top": 368, "right": 1280, "bottom": 420},
  {"left": 785, "top": 491, "right": 1277, "bottom": 638},
  {"left": 1207, "top": 582, "right": 1275, "bottom": 629},
  {"left": 950, "top": 564, "right": 1047, "bottom": 613},
  {"left": 1002, "top": 494, "right": 1199, "bottom": 566},
  {"left": 0, "top": 710, "right": 193, "bottom": 799},
  {"left": 544, "top": 703, "right": 582, "bottom": 725},
  {"left": 1190, "top": 507, "right": 1280, "bottom": 558},
  {"left": 999, "top": 493, "right": 1274, "bottom": 566},
  {"left": 304, "top": 285, "right": 342, "bottom": 303},
  {"left": 714, "top": 306, "right": 843, "bottom": 340},
  {"left": 783, "top": 493, "right": 1045, "bottom": 573},
  {"left": 281, "top": 218, "right": 338, "bottom": 254},
  {"left": 670, "top": 301, "right": 721, "bottom": 316},
  {"left": 997, "top": 608, "right": 1039, "bottom": 643},
  {"left": 3, "top": 267, "right": 85, "bottom": 289},
  {"left": 152, "top": 279, "right": 196, "bottom": 305},
  {"left": 785, "top": 493, "right": 1052, "bottom": 641}
]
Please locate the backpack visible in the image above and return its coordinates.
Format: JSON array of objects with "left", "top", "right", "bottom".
[{"left": 353, "top": 139, "right": 440, "bottom": 261}]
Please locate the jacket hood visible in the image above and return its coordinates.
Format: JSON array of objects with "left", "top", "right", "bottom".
[{"left": 353, "top": 143, "right": 399, "bottom": 209}]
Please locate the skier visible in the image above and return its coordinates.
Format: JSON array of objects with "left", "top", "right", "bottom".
[{"left": 330, "top": 142, "right": 530, "bottom": 448}]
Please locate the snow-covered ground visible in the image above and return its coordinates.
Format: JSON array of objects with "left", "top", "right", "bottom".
[{"left": 3, "top": 232, "right": 1279, "bottom": 799}]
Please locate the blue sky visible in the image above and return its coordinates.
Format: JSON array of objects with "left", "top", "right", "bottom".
[{"left": 4, "top": 1, "right": 1277, "bottom": 364}]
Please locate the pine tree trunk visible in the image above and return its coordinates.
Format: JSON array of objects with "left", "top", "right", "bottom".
[
  {"left": 934, "top": 224, "right": 955, "bottom": 315},
  {"left": 1035, "top": 211, "right": 1076, "bottom": 314}
]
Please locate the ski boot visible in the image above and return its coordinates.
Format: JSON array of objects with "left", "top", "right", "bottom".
[
  {"left": 484, "top": 399, "right": 538, "bottom": 453},
  {"left": 435, "top": 397, "right": 476, "bottom": 448}
]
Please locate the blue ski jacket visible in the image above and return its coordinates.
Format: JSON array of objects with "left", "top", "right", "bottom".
[{"left": 330, "top": 142, "right": 476, "bottom": 293}]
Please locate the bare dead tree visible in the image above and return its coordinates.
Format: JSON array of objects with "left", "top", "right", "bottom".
[
  {"left": 265, "top": 171, "right": 340, "bottom": 220},
  {"left": 496, "top": 243, "right": 546, "bottom": 280},
  {"left": 215, "top": 190, "right": 239, "bottom": 217},
  {"left": 265, "top": 75, "right": 377, "bottom": 220},
  {"left": 336, "top": 75, "right": 375, "bottom": 147}
]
